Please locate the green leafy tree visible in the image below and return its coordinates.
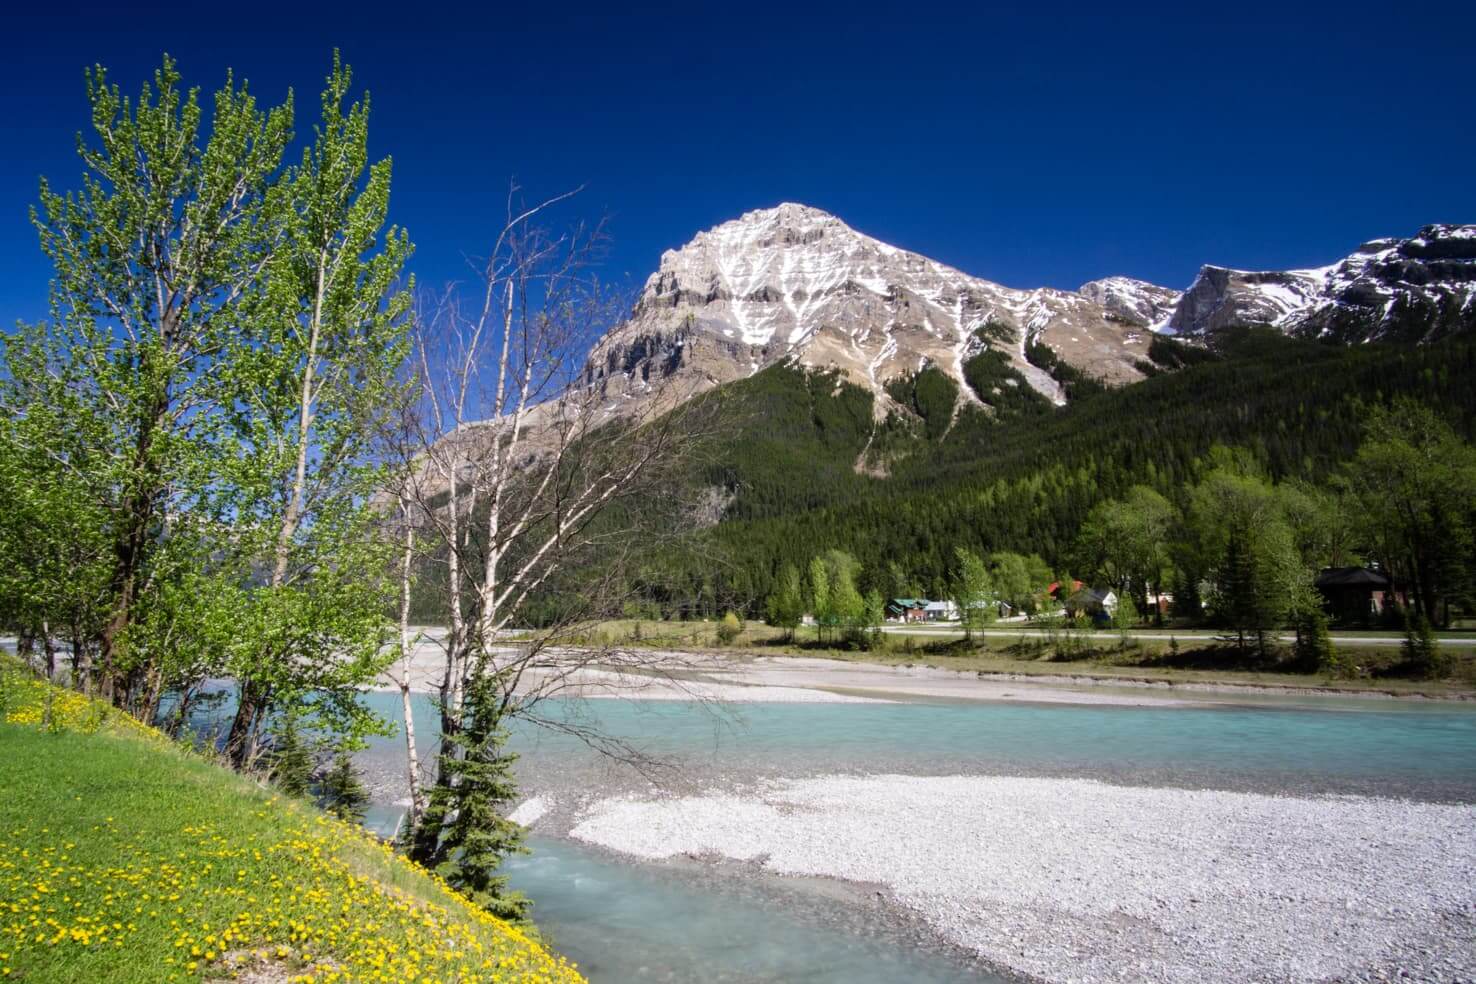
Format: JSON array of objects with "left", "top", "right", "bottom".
[
  {"left": 1112, "top": 593, "right": 1140, "bottom": 631},
  {"left": 1075, "top": 486, "right": 1176, "bottom": 621},
  {"left": 808, "top": 556, "right": 831, "bottom": 641},
  {"left": 1401, "top": 615, "right": 1448, "bottom": 679},
  {"left": 220, "top": 54, "right": 411, "bottom": 767},
  {"left": 764, "top": 564, "right": 804, "bottom": 640},
  {"left": 1293, "top": 602, "right": 1337, "bottom": 675},
  {"left": 829, "top": 564, "right": 865, "bottom": 634},
  {"left": 1342, "top": 401, "right": 1476, "bottom": 627},
  {"left": 951, "top": 548, "right": 995, "bottom": 642},
  {"left": 1186, "top": 462, "right": 1310, "bottom": 659},
  {"left": 17, "top": 56, "right": 294, "bottom": 700},
  {"left": 987, "top": 552, "right": 1053, "bottom": 617}
]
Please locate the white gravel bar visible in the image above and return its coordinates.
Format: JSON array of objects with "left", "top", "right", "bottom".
[{"left": 570, "top": 774, "right": 1476, "bottom": 983}]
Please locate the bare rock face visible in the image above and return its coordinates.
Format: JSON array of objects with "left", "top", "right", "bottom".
[
  {"left": 1167, "top": 224, "right": 1476, "bottom": 344},
  {"left": 582, "top": 204, "right": 1177, "bottom": 417},
  {"left": 1078, "top": 277, "right": 1183, "bottom": 328}
]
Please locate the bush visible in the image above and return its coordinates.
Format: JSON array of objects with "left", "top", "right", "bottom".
[
  {"left": 1402, "top": 615, "right": 1449, "bottom": 679},
  {"left": 716, "top": 610, "right": 743, "bottom": 645}
]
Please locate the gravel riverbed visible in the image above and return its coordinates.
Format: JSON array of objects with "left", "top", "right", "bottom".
[{"left": 568, "top": 774, "right": 1476, "bottom": 984}]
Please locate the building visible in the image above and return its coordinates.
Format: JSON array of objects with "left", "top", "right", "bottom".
[
  {"left": 923, "top": 599, "right": 959, "bottom": 622},
  {"left": 886, "top": 598, "right": 928, "bottom": 623},
  {"left": 1064, "top": 587, "right": 1118, "bottom": 619},
  {"left": 1314, "top": 567, "right": 1394, "bottom": 626}
]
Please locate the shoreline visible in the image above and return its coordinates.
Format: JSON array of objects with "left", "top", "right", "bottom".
[
  {"left": 374, "top": 628, "right": 1476, "bottom": 705},
  {"left": 376, "top": 641, "right": 1476, "bottom": 707},
  {"left": 561, "top": 773, "right": 1476, "bottom": 984}
]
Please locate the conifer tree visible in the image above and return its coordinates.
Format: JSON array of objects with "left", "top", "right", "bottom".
[
  {"left": 410, "top": 671, "right": 530, "bottom": 922},
  {"left": 320, "top": 748, "right": 370, "bottom": 824},
  {"left": 269, "top": 712, "right": 315, "bottom": 798}
]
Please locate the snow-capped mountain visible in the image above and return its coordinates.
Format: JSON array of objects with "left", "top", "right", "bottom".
[
  {"left": 579, "top": 206, "right": 1475, "bottom": 423},
  {"left": 582, "top": 204, "right": 1176, "bottom": 415},
  {"left": 1078, "top": 277, "right": 1182, "bottom": 328},
  {"left": 1167, "top": 224, "right": 1476, "bottom": 343}
]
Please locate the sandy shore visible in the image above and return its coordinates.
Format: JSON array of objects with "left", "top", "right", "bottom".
[
  {"left": 377, "top": 633, "right": 1205, "bottom": 707},
  {"left": 568, "top": 774, "right": 1476, "bottom": 984}
]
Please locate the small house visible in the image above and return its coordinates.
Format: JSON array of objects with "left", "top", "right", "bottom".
[
  {"left": 923, "top": 599, "right": 959, "bottom": 622},
  {"left": 1064, "top": 587, "right": 1118, "bottom": 619},
  {"left": 1314, "top": 567, "right": 1393, "bottom": 626},
  {"left": 886, "top": 598, "right": 928, "bottom": 623}
]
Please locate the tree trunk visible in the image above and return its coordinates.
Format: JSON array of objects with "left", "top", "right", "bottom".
[
  {"left": 71, "top": 620, "right": 92, "bottom": 694},
  {"left": 398, "top": 511, "right": 425, "bottom": 822},
  {"left": 225, "top": 679, "right": 270, "bottom": 769},
  {"left": 40, "top": 624, "right": 56, "bottom": 682}
]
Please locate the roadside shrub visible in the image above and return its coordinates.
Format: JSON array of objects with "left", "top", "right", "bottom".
[
  {"left": 716, "top": 610, "right": 743, "bottom": 645},
  {"left": 1402, "top": 615, "right": 1449, "bottom": 679}
]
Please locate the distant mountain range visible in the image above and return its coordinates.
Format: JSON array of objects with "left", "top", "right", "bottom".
[{"left": 578, "top": 204, "right": 1476, "bottom": 417}]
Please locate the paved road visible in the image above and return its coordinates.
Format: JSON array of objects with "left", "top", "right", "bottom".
[{"left": 880, "top": 625, "right": 1475, "bottom": 648}]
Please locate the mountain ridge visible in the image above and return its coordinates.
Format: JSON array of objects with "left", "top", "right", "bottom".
[{"left": 578, "top": 205, "right": 1476, "bottom": 423}]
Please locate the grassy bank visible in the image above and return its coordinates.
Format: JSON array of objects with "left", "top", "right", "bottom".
[
  {"left": 579, "top": 619, "right": 1476, "bottom": 698},
  {"left": 0, "top": 664, "right": 583, "bottom": 984}
]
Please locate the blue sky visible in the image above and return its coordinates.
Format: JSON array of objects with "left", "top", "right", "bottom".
[{"left": 4, "top": 1, "right": 1473, "bottom": 325}]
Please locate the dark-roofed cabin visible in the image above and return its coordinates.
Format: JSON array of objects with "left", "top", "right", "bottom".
[{"left": 1314, "top": 567, "right": 1393, "bottom": 626}]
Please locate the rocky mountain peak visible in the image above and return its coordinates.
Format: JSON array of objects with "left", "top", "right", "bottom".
[
  {"left": 1168, "top": 224, "right": 1476, "bottom": 343},
  {"left": 578, "top": 209, "right": 1474, "bottom": 426},
  {"left": 585, "top": 203, "right": 1168, "bottom": 419}
]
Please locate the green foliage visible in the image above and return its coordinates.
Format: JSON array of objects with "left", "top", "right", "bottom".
[
  {"left": 1294, "top": 604, "right": 1338, "bottom": 675},
  {"left": 888, "top": 366, "right": 960, "bottom": 439},
  {"left": 319, "top": 748, "right": 370, "bottom": 824},
  {"left": 1076, "top": 486, "right": 1175, "bottom": 619},
  {"left": 660, "top": 330, "right": 1476, "bottom": 617},
  {"left": 1186, "top": 464, "right": 1311, "bottom": 657},
  {"left": 1113, "top": 593, "right": 1140, "bottom": 631},
  {"left": 716, "top": 610, "right": 744, "bottom": 644},
  {"left": 764, "top": 564, "right": 805, "bottom": 639},
  {"left": 1402, "top": 615, "right": 1449, "bottom": 679},
  {"left": 0, "top": 52, "right": 410, "bottom": 766},
  {"left": 1340, "top": 400, "right": 1476, "bottom": 627},
  {"left": 268, "top": 711, "right": 316, "bottom": 799},
  {"left": 951, "top": 548, "right": 996, "bottom": 641},
  {"left": 411, "top": 672, "right": 530, "bottom": 923},
  {"left": 1146, "top": 334, "right": 1219, "bottom": 371},
  {"left": 987, "top": 552, "right": 1053, "bottom": 616}
]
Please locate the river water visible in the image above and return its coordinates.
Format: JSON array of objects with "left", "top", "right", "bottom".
[{"left": 355, "top": 690, "right": 1476, "bottom": 982}]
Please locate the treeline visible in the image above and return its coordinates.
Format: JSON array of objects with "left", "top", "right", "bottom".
[{"left": 631, "top": 331, "right": 1476, "bottom": 642}]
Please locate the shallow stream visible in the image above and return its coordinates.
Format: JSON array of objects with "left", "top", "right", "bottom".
[{"left": 355, "top": 690, "right": 1476, "bottom": 982}]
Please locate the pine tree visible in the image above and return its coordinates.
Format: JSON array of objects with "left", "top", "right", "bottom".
[
  {"left": 1293, "top": 604, "right": 1336, "bottom": 674},
  {"left": 269, "top": 712, "right": 315, "bottom": 798},
  {"left": 411, "top": 671, "right": 530, "bottom": 922},
  {"left": 319, "top": 748, "right": 370, "bottom": 824}
]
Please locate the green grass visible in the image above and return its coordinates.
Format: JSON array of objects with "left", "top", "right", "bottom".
[{"left": 0, "top": 664, "right": 582, "bottom": 984}]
